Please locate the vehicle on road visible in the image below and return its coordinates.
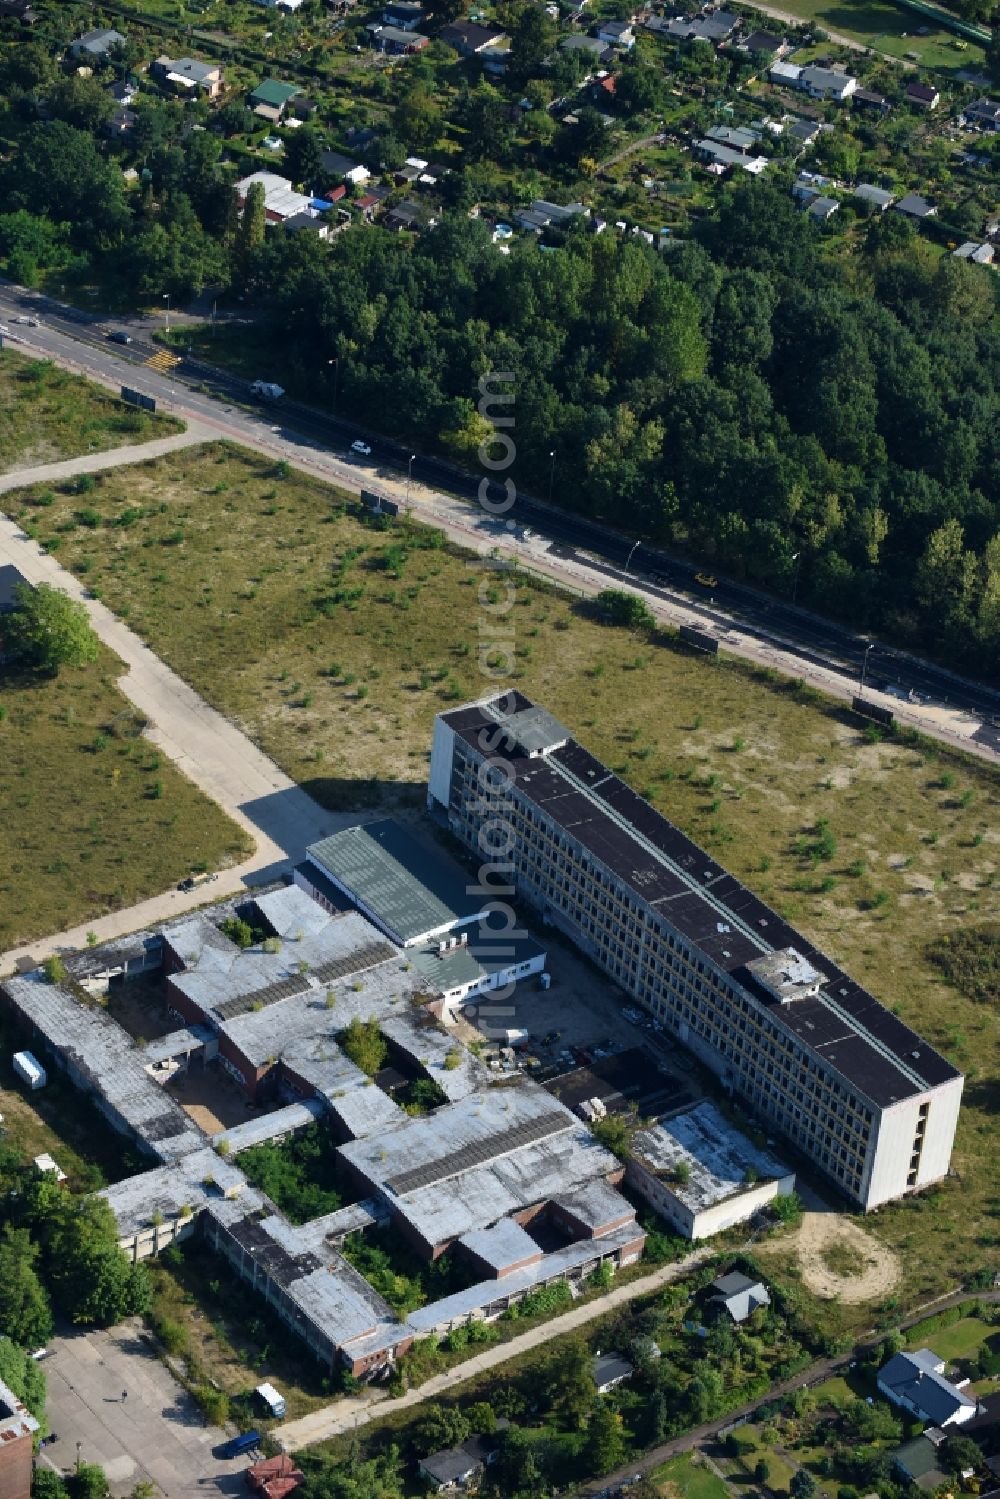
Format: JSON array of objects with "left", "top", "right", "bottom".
[
  {"left": 108, "top": 330, "right": 132, "bottom": 344},
  {"left": 221, "top": 1430, "right": 261, "bottom": 1459},
  {"left": 351, "top": 440, "right": 372, "bottom": 456},
  {"left": 694, "top": 571, "right": 718, "bottom": 589},
  {"left": 178, "top": 872, "right": 218, "bottom": 892},
  {"left": 250, "top": 380, "right": 285, "bottom": 402},
  {"left": 13, "top": 315, "right": 39, "bottom": 326}
]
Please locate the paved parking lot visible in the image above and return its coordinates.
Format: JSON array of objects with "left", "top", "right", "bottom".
[{"left": 38, "top": 1321, "right": 246, "bottom": 1499}]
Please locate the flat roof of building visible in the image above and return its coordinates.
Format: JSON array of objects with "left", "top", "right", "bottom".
[
  {"left": 166, "top": 896, "right": 399, "bottom": 1028},
  {"left": 213, "top": 1100, "right": 325, "bottom": 1155},
  {"left": 0, "top": 1374, "right": 40, "bottom": 1440},
  {"left": 631, "top": 1100, "right": 792, "bottom": 1214},
  {"left": 441, "top": 695, "right": 959, "bottom": 1109},
  {"left": 1, "top": 975, "right": 204, "bottom": 1162},
  {"left": 459, "top": 1217, "right": 541, "bottom": 1272},
  {"left": 338, "top": 1083, "right": 622, "bottom": 1246},
  {"left": 307, "top": 819, "right": 483, "bottom": 944},
  {"left": 102, "top": 1148, "right": 249, "bottom": 1236},
  {"left": 406, "top": 1222, "right": 642, "bottom": 1331}
]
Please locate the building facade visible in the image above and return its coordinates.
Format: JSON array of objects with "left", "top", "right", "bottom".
[{"left": 428, "top": 695, "right": 963, "bottom": 1211}]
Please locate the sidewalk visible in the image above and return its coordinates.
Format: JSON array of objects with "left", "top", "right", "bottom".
[{"left": 275, "top": 1250, "right": 712, "bottom": 1451}]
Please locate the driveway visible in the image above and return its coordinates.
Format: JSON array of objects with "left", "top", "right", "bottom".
[{"left": 37, "top": 1321, "right": 246, "bottom": 1499}]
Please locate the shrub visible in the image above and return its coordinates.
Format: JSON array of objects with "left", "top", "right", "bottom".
[{"left": 42, "top": 954, "right": 67, "bottom": 983}]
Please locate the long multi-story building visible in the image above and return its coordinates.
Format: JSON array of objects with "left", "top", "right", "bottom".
[{"left": 428, "top": 693, "right": 963, "bottom": 1211}]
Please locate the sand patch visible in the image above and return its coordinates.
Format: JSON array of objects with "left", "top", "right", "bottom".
[{"left": 765, "top": 1211, "right": 900, "bottom": 1304}]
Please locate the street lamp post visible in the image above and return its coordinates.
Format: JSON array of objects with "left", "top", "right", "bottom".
[
  {"left": 791, "top": 550, "right": 801, "bottom": 606},
  {"left": 162, "top": 293, "right": 170, "bottom": 333},
  {"left": 406, "top": 453, "right": 415, "bottom": 510},
  {"left": 625, "top": 539, "right": 641, "bottom": 574},
  {"left": 860, "top": 641, "right": 875, "bottom": 696},
  {"left": 328, "top": 356, "right": 339, "bottom": 410},
  {"left": 547, "top": 450, "right": 556, "bottom": 506}
]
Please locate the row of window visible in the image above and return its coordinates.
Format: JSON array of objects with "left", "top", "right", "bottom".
[{"left": 451, "top": 756, "right": 879, "bottom": 1198}]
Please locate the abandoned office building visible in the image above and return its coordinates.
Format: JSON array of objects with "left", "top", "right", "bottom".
[
  {"left": 428, "top": 694, "right": 962, "bottom": 1211},
  {"left": 0, "top": 880, "right": 641, "bottom": 1379}
]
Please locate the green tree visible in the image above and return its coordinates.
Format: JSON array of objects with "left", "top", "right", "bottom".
[
  {"left": 790, "top": 1469, "right": 817, "bottom": 1499},
  {"left": 394, "top": 86, "right": 442, "bottom": 148},
  {"left": 339, "top": 1018, "right": 387, "bottom": 1076},
  {"left": 33, "top": 1471, "right": 71, "bottom": 1499},
  {"left": 5, "top": 584, "right": 99, "bottom": 676},
  {"left": 234, "top": 181, "right": 266, "bottom": 291},
  {"left": 583, "top": 1401, "right": 627, "bottom": 1477},
  {"left": 545, "top": 1339, "right": 595, "bottom": 1430},
  {"left": 508, "top": 5, "right": 557, "bottom": 85},
  {"left": 67, "top": 1466, "right": 109, "bottom": 1499},
  {"left": 284, "top": 129, "right": 324, "bottom": 192},
  {"left": 596, "top": 589, "right": 655, "bottom": 631},
  {"left": 615, "top": 63, "right": 663, "bottom": 114},
  {"left": 46, "top": 1198, "right": 150, "bottom": 1326},
  {"left": 410, "top": 1403, "right": 470, "bottom": 1457},
  {"left": 0, "top": 1228, "right": 53, "bottom": 1347},
  {"left": 0, "top": 1337, "right": 46, "bottom": 1418},
  {"left": 941, "top": 1433, "right": 982, "bottom": 1475},
  {"left": 48, "top": 76, "right": 116, "bottom": 134}
]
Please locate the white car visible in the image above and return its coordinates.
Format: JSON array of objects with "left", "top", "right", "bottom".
[
  {"left": 351, "top": 440, "right": 372, "bottom": 457},
  {"left": 13, "top": 315, "right": 39, "bottom": 326}
]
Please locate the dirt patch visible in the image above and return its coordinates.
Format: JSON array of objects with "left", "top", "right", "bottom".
[
  {"left": 167, "top": 1060, "right": 258, "bottom": 1131},
  {"left": 768, "top": 1211, "right": 900, "bottom": 1303}
]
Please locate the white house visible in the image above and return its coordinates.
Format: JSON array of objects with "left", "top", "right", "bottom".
[
  {"left": 235, "top": 171, "right": 314, "bottom": 223},
  {"left": 878, "top": 1349, "right": 979, "bottom": 1428}
]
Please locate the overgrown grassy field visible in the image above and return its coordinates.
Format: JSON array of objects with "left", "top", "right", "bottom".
[
  {"left": 747, "top": 0, "right": 985, "bottom": 70},
  {"left": 0, "top": 349, "right": 182, "bottom": 473},
  {"left": 0, "top": 650, "right": 252, "bottom": 950},
  {"left": 8, "top": 441, "right": 999, "bottom": 1318}
]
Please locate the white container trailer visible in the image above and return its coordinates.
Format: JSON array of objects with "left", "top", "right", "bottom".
[
  {"left": 13, "top": 1051, "right": 46, "bottom": 1090},
  {"left": 255, "top": 1382, "right": 286, "bottom": 1418}
]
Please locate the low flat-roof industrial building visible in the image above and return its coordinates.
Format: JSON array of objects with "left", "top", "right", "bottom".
[
  {"left": 299, "top": 818, "right": 547, "bottom": 1014},
  {"left": 1, "top": 877, "right": 642, "bottom": 1380},
  {"left": 627, "top": 1100, "right": 795, "bottom": 1239},
  {"left": 428, "top": 694, "right": 962, "bottom": 1210}
]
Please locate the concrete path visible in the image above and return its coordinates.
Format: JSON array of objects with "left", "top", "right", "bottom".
[
  {"left": 275, "top": 1249, "right": 713, "bottom": 1451},
  {"left": 0, "top": 424, "right": 213, "bottom": 489},
  {"left": 0, "top": 438, "right": 346, "bottom": 977},
  {"left": 39, "top": 1319, "right": 246, "bottom": 1499}
]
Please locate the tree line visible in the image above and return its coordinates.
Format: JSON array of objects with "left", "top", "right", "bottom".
[{"left": 0, "top": 42, "right": 998, "bottom": 676}]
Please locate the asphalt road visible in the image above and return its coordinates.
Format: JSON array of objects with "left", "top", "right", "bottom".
[{"left": 2, "top": 284, "right": 998, "bottom": 746}]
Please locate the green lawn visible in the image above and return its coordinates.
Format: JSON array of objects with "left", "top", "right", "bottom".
[
  {"left": 650, "top": 1452, "right": 731, "bottom": 1499},
  {"left": 5, "top": 441, "right": 999, "bottom": 1325},
  {"left": 0, "top": 348, "right": 182, "bottom": 473},
  {"left": 905, "top": 1316, "right": 994, "bottom": 1361},
  {"left": 746, "top": 0, "right": 985, "bottom": 69},
  {"left": 0, "top": 649, "right": 253, "bottom": 950}
]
